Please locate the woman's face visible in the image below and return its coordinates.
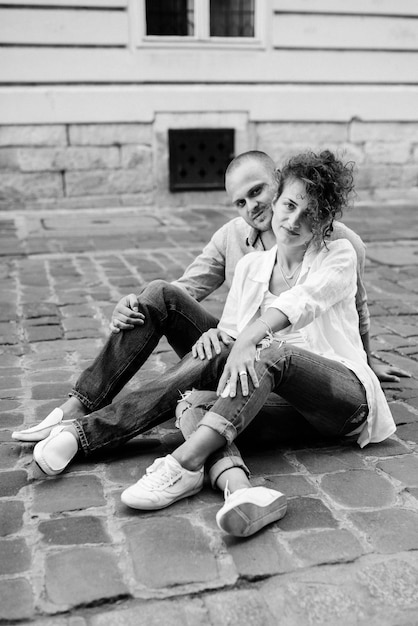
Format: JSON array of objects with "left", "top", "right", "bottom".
[{"left": 272, "top": 178, "right": 314, "bottom": 249}]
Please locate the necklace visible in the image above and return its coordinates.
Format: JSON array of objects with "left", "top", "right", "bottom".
[{"left": 277, "top": 258, "right": 303, "bottom": 288}]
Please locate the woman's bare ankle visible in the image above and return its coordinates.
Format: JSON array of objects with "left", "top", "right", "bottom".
[
  {"left": 171, "top": 425, "right": 225, "bottom": 472},
  {"left": 216, "top": 468, "right": 251, "bottom": 493},
  {"left": 171, "top": 450, "right": 202, "bottom": 472}
]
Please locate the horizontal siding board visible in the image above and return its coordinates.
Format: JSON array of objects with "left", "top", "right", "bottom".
[
  {"left": 273, "top": 0, "right": 418, "bottom": 16},
  {"left": 272, "top": 14, "right": 418, "bottom": 50},
  {"left": 2, "top": 86, "right": 418, "bottom": 123},
  {"left": 1, "top": 48, "right": 417, "bottom": 84},
  {"left": 5, "top": 0, "right": 127, "bottom": 5},
  {"left": 5, "top": 0, "right": 418, "bottom": 15},
  {"left": 0, "top": 8, "right": 128, "bottom": 45},
  {"left": 4, "top": 0, "right": 127, "bottom": 5}
]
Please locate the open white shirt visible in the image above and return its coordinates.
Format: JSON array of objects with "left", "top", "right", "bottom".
[
  {"left": 172, "top": 217, "right": 370, "bottom": 336},
  {"left": 218, "top": 240, "right": 395, "bottom": 448}
]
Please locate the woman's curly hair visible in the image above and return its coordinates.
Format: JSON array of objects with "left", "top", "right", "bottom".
[{"left": 277, "top": 150, "right": 355, "bottom": 246}]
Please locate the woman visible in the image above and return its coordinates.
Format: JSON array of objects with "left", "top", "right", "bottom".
[
  {"left": 33, "top": 151, "right": 395, "bottom": 537},
  {"left": 119, "top": 149, "right": 395, "bottom": 533}
]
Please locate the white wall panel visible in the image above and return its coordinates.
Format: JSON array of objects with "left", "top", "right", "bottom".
[
  {"left": 4, "top": 0, "right": 127, "bottom": 5},
  {"left": 0, "top": 8, "right": 128, "bottom": 45},
  {"left": 1, "top": 48, "right": 416, "bottom": 84},
  {"left": 273, "top": 0, "right": 418, "bottom": 16},
  {"left": 1, "top": 2, "right": 417, "bottom": 126},
  {"left": 272, "top": 14, "right": 418, "bottom": 50},
  {"left": 2, "top": 86, "right": 418, "bottom": 124}
]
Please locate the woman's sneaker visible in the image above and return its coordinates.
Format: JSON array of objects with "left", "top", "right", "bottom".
[
  {"left": 216, "top": 486, "right": 287, "bottom": 537},
  {"left": 121, "top": 454, "right": 204, "bottom": 510}
]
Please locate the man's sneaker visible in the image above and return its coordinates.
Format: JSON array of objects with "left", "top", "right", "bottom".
[
  {"left": 33, "top": 425, "right": 79, "bottom": 476},
  {"left": 216, "top": 486, "right": 287, "bottom": 537},
  {"left": 121, "top": 454, "right": 204, "bottom": 510},
  {"left": 12, "top": 408, "right": 73, "bottom": 442}
]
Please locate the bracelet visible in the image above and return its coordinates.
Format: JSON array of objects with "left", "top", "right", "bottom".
[{"left": 258, "top": 317, "right": 274, "bottom": 338}]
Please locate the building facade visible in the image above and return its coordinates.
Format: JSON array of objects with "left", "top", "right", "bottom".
[{"left": 1, "top": 0, "right": 418, "bottom": 210}]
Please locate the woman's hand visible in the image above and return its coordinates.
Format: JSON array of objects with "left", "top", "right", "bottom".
[
  {"left": 109, "top": 293, "right": 145, "bottom": 334},
  {"left": 216, "top": 336, "right": 259, "bottom": 398},
  {"left": 192, "top": 328, "right": 233, "bottom": 361}
]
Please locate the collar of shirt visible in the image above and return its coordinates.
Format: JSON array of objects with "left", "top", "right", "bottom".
[
  {"left": 245, "top": 242, "right": 316, "bottom": 285},
  {"left": 246, "top": 227, "right": 263, "bottom": 249}
]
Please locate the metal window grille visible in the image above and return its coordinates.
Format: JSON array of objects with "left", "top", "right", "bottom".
[
  {"left": 210, "top": 0, "right": 255, "bottom": 37},
  {"left": 169, "top": 129, "right": 235, "bottom": 191},
  {"left": 145, "top": 0, "right": 194, "bottom": 36}
]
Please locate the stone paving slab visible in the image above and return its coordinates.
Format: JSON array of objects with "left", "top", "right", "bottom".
[{"left": 0, "top": 203, "right": 418, "bottom": 624}]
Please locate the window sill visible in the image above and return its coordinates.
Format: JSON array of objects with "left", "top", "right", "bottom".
[{"left": 139, "top": 37, "right": 265, "bottom": 50}]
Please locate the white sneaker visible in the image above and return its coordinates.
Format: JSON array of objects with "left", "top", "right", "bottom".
[
  {"left": 33, "top": 425, "right": 79, "bottom": 476},
  {"left": 121, "top": 454, "right": 204, "bottom": 510},
  {"left": 216, "top": 486, "right": 287, "bottom": 537}
]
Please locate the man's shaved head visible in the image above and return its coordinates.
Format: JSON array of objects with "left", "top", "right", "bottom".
[{"left": 225, "top": 151, "right": 277, "bottom": 183}]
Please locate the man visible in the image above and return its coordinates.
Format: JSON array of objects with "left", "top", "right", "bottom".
[{"left": 12, "top": 151, "right": 407, "bottom": 445}]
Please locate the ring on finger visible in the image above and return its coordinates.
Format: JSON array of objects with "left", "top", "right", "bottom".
[{"left": 239, "top": 371, "right": 247, "bottom": 377}]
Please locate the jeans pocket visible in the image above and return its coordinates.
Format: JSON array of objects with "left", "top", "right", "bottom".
[{"left": 339, "top": 403, "right": 369, "bottom": 437}]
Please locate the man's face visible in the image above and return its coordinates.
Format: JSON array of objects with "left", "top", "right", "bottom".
[{"left": 225, "top": 160, "right": 278, "bottom": 232}]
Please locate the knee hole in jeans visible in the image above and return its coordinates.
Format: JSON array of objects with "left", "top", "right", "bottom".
[{"left": 176, "top": 406, "right": 208, "bottom": 438}]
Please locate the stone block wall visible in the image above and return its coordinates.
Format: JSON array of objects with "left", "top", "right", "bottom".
[
  {"left": 0, "top": 120, "right": 417, "bottom": 210},
  {"left": 0, "top": 124, "right": 154, "bottom": 210},
  {"left": 256, "top": 121, "right": 418, "bottom": 205}
]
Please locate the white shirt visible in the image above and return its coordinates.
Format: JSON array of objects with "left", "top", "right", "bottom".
[
  {"left": 261, "top": 290, "right": 308, "bottom": 348},
  {"left": 218, "top": 240, "right": 395, "bottom": 448},
  {"left": 172, "top": 216, "right": 370, "bottom": 335}
]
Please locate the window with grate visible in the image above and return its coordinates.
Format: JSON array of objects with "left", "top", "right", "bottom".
[
  {"left": 144, "top": 0, "right": 256, "bottom": 40},
  {"left": 169, "top": 129, "right": 234, "bottom": 191}
]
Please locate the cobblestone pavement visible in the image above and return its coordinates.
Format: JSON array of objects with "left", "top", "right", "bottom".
[{"left": 1, "top": 203, "right": 418, "bottom": 626}]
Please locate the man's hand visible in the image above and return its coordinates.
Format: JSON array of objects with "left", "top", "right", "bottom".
[
  {"left": 372, "top": 362, "right": 412, "bottom": 383},
  {"left": 192, "top": 328, "right": 233, "bottom": 361},
  {"left": 109, "top": 293, "right": 145, "bottom": 334}
]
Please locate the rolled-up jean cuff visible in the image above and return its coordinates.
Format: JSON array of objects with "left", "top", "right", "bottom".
[
  {"left": 73, "top": 420, "right": 90, "bottom": 455},
  {"left": 197, "top": 410, "right": 237, "bottom": 445},
  {"left": 70, "top": 389, "right": 95, "bottom": 412},
  {"left": 208, "top": 455, "right": 250, "bottom": 489}
]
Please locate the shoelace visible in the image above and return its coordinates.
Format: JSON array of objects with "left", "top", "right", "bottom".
[
  {"left": 223, "top": 480, "right": 231, "bottom": 502},
  {"left": 139, "top": 458, "right": 181, "bottom": 489},
  {"left": 223, "top": 482, "right": 250, "bottom": 505}
]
